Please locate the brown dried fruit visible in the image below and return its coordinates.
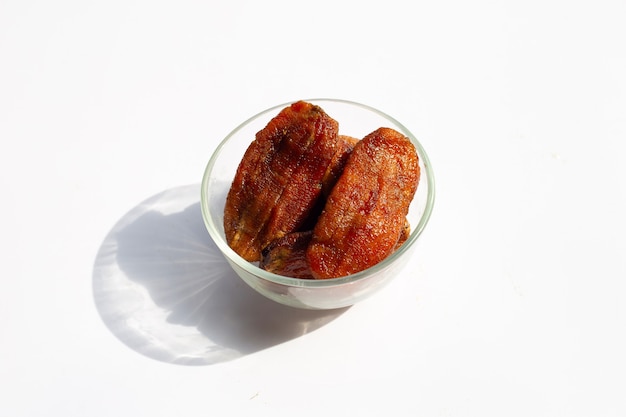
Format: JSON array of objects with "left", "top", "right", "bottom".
[
  {"left": 396, "top": 218, "right": 411, "bottom": 249},
  {"left": 306, "top": 127, "right": 420, "bottom": 279},
  {"left": 300, "top": 134, "right": 359, "bottom": 231},
  {"left": 224, "top": 101, "right": 339, "bottom": 261},
  {"left": 260, "top": 217, "right": 409, "bottom": 279},
  {"left": 259, "top": 231, "right": 314, "bottom": 279},
  {"left": 321, "top": 135, "right": 359, "bottom": 196}
]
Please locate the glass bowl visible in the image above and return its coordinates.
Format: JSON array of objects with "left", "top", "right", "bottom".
[{"left": 200, "top": 98, "right": 435, "bottom": 310}]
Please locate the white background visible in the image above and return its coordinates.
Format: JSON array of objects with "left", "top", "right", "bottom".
[{"left": 1, "top": 0, "right": 625, "bottom": 416}]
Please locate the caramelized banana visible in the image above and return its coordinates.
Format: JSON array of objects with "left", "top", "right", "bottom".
[
  {"left": 224, "top": 101, "right": 339, "bottom": 261},
  {"left": 306, "top": 127, "right": 420, "bottom": 279},
  {"left": 321, "top": 135, "right": 358, "bottom": 196},
  {"left": 259, "top": 231, "right": 314, "bottom": 279},
  {"left": 396, "top": 218, "right": 411, "bottom": 249},
  {"left": 260, "top": 218, "right": 409, "bottom": 279},
  {"left": 301, "top": 134, "right": 359, "bottom": 231}
]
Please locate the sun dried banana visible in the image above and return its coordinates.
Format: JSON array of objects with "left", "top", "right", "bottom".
[
  {"left": 224, "top": 101, "right": 339, "bottom": 261},
  {"left": 306, "top": 127, "right": 420, "bottom": 279},
  {"left": 259, "top": 231, "right": 314, "bottom": 279}
]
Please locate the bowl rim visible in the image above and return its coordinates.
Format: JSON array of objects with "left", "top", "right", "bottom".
[{"left": 201, "top": 98, "right": 435, "bottom": 288}]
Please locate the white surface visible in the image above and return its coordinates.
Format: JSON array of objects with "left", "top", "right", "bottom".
[{"left": 1, "top": 0, "right": 625, "bottom": 416}]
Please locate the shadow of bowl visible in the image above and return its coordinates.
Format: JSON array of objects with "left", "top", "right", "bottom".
[{"left": 92, "top": 184, "right": 348, "bottom": 365}]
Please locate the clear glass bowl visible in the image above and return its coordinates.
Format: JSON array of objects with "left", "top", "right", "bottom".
[{"left": 200, "top": 99, "right": 435, "bottom": 310}]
